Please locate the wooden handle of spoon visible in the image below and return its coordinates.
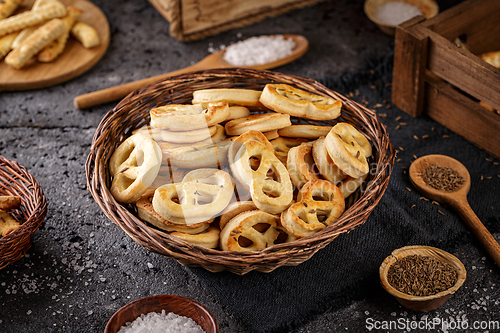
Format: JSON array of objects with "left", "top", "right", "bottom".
[
  {"left": 73, "top": 64, "right": 203, "bottom": 109},
  {"left": 452, "top": 198, "right": 500, "bottom": 267}
]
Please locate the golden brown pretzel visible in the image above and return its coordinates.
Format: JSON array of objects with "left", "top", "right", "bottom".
[
  {"left": 170, "top": 226, "right": 220, "bottom": 249},
  {"left": 224, "top": 112, "right": 291, "bottom": 136},
  {"left": 281, "top": 179, "right": 345, "bottom": 238},
  {"left": 109, "top": 133, "right": 162, "bottom": 203},
  {"left": 219, "top": 200, "right": 258, "bottom": 230},
  {"left": 136, "top": 195, "right": 211, "bottom": 234},
  {"left": 278, "top": 125, "right": 332, "bottom": 139},
  {"left": 230, "top": 137, "right": 293, "bottom": 214},
  {"left": 324, "top": 123, "right": 370, "bottom": 178},
  {"left": 270, "top": 137, "right": 309, "bottom": 164},
  {"left": 312, "top": 136, "right": 347, "bottom": 185},
  {"left": 150, "top": 102, "right": 229, "bottom": 131},
  {"left": 152, "top": 168, "right": 234, "bottom": 225},
  {"left": 338, "top": 174, "right": 367, "bottom": 198},
  {"left": 286, "top": 143, "right": 321, "bottom": 189},
  {"left": 259, "top": 83, "right": 342, "bottom": 120},
  {"left": 192, "top": 88, "right": 264, "bottom": 109},
  {"left": 219, "top": 210, "right": 296, "bottom": 251},
  {"left": 161, "top": 139, "right": 232, "bottom": 168}
]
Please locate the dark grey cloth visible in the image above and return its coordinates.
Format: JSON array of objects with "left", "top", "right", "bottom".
[{"left": 192, "top": 52, "right": 500, "bottom": 332}]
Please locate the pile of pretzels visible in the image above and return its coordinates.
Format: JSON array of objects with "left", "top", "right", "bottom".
[{"left": 108, "top": 83, "right": 373, "bottom": 251}]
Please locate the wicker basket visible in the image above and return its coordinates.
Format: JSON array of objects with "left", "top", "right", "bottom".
[
  {"left": 0, "top": 155, "right": 47, "bottom": 270},
  {"left": 86, "top": 68, "right": 395, "bottom": 275}
]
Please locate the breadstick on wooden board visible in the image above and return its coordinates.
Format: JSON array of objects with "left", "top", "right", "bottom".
[
  {"left": 71, "top": 21, "right": 100, "bottom": 48},
  {"left": 0, "top": 31, "right": 19, "bottom": 59},
  {"left": 0, "top": 1, "right": 67, "bottom": 38},
  {"left": 0, "top": 0, "right": 23, "bottom": 20},
  {"left": 38, "top": 6, "right": 82, "bottom": 62},
  {"left": 5, "top": 17, "right": 65, "bottom": 68}
]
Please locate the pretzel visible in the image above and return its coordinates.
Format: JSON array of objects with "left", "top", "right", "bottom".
[
  {"left": 219, "top": 200, "right": 257, "bottom": 230},
  {"left": 230, "top": 137, "right": 293, "bottom": 214},
  {"left": 338, "top": 174, "right": 367, "bottom": 198},
  {"left": 281, "top": 179, "right": 345, "bottom": 238},
  {"left": 0, "top": 31, "right": 19, "bottom": 59},
  {"left": 192, "top": 88, "right": 264, "bottom": 109},
  {"left": 225, "top": 106, "right": 251, "bottom": 121},
  {"left": 0, "top": 0, "right": 22, "bottom": 20},
  {"left": 0, "top": 2, "right": 67, "bottom": 38},
  {"left": 136, "top": 195, "right": 211, "bottom": 234},
  {"left": 262, "top": 129, "right": 279, "bottom": 141},
  {"left": 259, "top": 83, "right": 342, "bottom": 120},
  {"left": 70, "top": 21, "right": 100, "bottom": 48},
  {"left": 286, "top": 143, "right": 321, "bottom": 189},
  {"left": 219, "top": 210, "right": 296, "bottom": 251},
  {"left": 152, "top": 168, "right": 234, "bottom": 225},
  {"left": 312, "top": 137, "right": 346, "bottom": 185},
  {"left": 278, "top": 124, "right": 332, "bottom": 139},
  {"left": 150, "top": 102, "right": 229, "bottom": 131},
  {"left": 38, "top": 6, "right": 81, "bottom": 62},
  {"left": 481, "top": 50, "right": 500, "bottom": 68},
  {"left": 270, "top": 137, "right": 309, "bottom": 164},
  {"left": 170, "top": 226, "right": 220, "bottom": 249},
  {"left": 161, "top": 139, "right": 232, "bottom": 168},
  {"left": 138, "top": 124, "right": 219, "bottom": 144},
  {"left": 324, "top": 123, "right": 371, "bottom": 178},
  {"left": 0, "top": 195, "right": 21, "bottom": 210},
  {"left": 109, "top": 133, "right": 162, "bottom": 203},
  {"left": 225, "top": 112, "right": 291, "bottom": 136},
  {"left": 0, "top": 211, "right": 21, "bottom": 237}
]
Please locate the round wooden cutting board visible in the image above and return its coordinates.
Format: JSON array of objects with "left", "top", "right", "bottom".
[{"left": 0, "top": 0, "right": 110, "bottom": 91}]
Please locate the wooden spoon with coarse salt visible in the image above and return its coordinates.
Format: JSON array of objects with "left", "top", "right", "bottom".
[
  {"left": 73, "top": 34, "right": 309, "bottom": 109},
  {"left": 409, "top": 154, "right": 500, "bottom": 267}
]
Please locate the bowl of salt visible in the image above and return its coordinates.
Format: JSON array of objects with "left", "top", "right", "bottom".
[
  {"left": 105, "top": 294, "right": 218, "bottom": 333},
  {"left": 364, "top": 0, "right": 439, "bottom": 35}
]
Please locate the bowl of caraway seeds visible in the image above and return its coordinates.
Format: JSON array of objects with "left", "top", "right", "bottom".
[{"left": 379, "top": 245, "right": 466, "bottom": 312}]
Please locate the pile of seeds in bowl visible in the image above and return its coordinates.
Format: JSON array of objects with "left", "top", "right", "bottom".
[{"left": 387, "top": 254, "right": 458, "bottom": 297}]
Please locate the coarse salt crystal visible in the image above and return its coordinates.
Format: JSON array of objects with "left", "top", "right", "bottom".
[
  {"left": 374, "top": 1, "right": 423, "bottom": 26},
  {"left": 117, "top": 310, "right": 206, "bottom": 333},
  {"left": 223, "top": 35, "right": 295, "bottom": 66}
]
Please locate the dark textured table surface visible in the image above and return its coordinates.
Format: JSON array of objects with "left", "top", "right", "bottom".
[{"left": 1, "top": 0, "right": 499, "bottom": 332}]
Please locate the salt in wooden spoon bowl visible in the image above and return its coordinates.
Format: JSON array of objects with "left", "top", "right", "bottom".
[
  {"left": 409, "top": 154, "right": 500, "bottom": 267},
  {"left": 73, "top": 34, "right": 308, "bottom": 109}
]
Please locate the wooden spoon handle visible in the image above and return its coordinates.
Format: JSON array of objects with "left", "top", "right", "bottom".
[
  {"left": 73, "top": 63, "right": 203, "bottom": 109},
  {"left": 453, "top": 198, "right": 500, "bottom": 267}
]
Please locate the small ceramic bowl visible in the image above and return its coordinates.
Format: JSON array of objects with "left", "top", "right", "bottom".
[
  {"left": 104, "top": 294, "right": 218, "bottom": 333},
  {"left": 364, "top": 0, "right": 439, "bottom": 35},
  {"left": 379, "top": 245, "right": 466, "bottom": 312}
]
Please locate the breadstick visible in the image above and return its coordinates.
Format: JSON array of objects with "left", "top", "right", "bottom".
[
  {"left": 11, "top": 0, "right": 57, "bottom": 49},
  {"left": 0, "top": 1, "right": 66, "bottom": 38},
  {"left": 0, "top": 196, "right": 21, "bottom": 210},
  {"left": 0, "top": 211, "right": 21, "bottom": 237},
  {"left": 0, "top": 31, "right": 19, "bottom": 59},
  {"left": 0, "top": 0, "right": 23, "bottom": 20},
  {"left": 5, "top": 17, "right": 65, "bottom": 68},
  {"left": 38, "top": 6, "right": 81, "bottom": 62},
  {"left": 71, "top": 21, "right": 100, "bottom": 48}
]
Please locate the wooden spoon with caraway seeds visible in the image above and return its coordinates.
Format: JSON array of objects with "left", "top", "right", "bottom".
[{"left": 409, "top": 154, "right": 500, "bottom": 267}]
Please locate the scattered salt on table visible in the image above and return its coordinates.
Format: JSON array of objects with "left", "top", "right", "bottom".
[
  {"left": 374, "top": 1, "right": 423, "bottom": 26},
  {"left": 223, "top": 35, "right": 295, "bottom": 66},
  {"left": 117, "top": 310, "right": 206, "bottom": 333}
]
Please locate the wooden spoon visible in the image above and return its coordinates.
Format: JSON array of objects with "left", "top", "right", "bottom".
[
  {"left": 73, "top": 34, "right": 308, "bottom": 109},
  {"left": 409, "top": 154, "right": 500, "bottom": 267}
]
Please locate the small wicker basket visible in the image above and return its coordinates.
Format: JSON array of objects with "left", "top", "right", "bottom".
[
  {"left": 0, "top": 155, "right": 47, "bottom": 270},
  {"left": 86, "top": 68, "right": 395, "bottom": 275}
]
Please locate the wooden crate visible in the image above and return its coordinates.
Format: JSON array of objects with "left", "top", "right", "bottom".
[
  {"left": 148, "top": 0, "right": 325, "bottom": 42},
  {"left": 392, "top": 0, "right": 500, "bottom": 159}
]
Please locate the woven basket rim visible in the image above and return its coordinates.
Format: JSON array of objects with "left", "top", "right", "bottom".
[
  {"left": 86, "top": 68, "right": 395, "bottom": 274},
  {"left": 0, "top": 155, "right": 48, "bottom": 270}
]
